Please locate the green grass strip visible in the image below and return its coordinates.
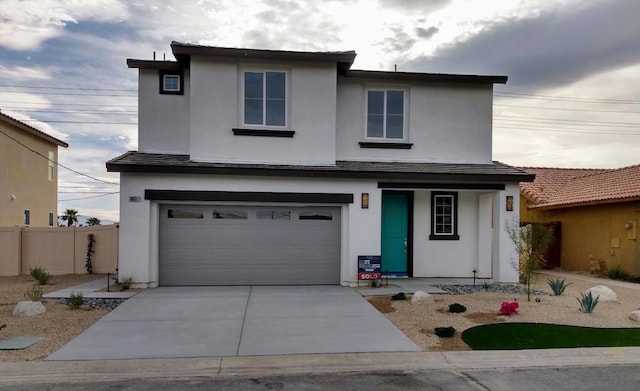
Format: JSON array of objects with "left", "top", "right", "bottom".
[{"left": 462, "top": 323, "right": 640, "bottom": 350}]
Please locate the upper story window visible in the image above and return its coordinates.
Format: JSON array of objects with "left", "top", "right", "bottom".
[
  {"left": 366, "top": 89, "right": 405, "bottom": 140},
  {"left": 48, "top": 151, "right": 55, "bottom": 181},
  {"left": 159, "top": 70, "right": 184, "bottom": 95},
  {"left": 243, "top": 71, "right": 287, "bottom": 127}
]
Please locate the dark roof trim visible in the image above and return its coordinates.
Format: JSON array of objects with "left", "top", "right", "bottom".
[
  {"left": 232, "top": 128, "right": 295, "bottom": 138},
  {"left": 344, "top": 70, "right": 508, "bottom": 84},
  {"left": 145, "top": 190, "right": 353, "bottom": 204},
  {"left": 379, "top": 182, "right": 506, "bottom": 190},
  {"left": 170, "top": 41, "right": 356, "bottom": 72},
  {"left": 0, "top": 111, "right": 68, "bottom": 147},
  {"left": 359, "top": 142, "right": 413, "bottom": 149},
  {"left": 127, "top": 59, "right": 183, "bottom": 70}
]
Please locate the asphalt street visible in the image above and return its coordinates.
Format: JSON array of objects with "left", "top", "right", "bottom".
[{"left": 1, "top": 365, "right": 639, "bottom": 391}]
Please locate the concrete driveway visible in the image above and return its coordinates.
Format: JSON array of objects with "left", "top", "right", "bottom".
[{"left": 47, "top": 286, "right": 419, "bottom": 360}]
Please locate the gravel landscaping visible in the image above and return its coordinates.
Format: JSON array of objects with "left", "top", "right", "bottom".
[
  {"left": 0, "top": 274, "right": 113, "bottom": 361},
  {"left": 368, "top": 272, "right": 640, "bottom": 352}
]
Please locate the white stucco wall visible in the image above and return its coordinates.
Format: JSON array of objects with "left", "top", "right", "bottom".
[
  {"left": 188, "top": 57, "right": 337, "bottom": 165},
  {"left": 118, "top": 173, "right": 380, "bottom": 286},
  {"left": 336, "top": 80, "right": 494, "bottom": 163},
  {"left": 493, "top": 183, "right": 521, "bottom": 283},
  {"left": 138, "top": 69, "right": 190, "bottom": 154}
]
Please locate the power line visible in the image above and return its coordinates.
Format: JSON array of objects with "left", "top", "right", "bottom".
[
  {"left": 2, "top": 107, "right": 137, "bottom": 114},
  {"left": 19, "top": 119, "right": 136, "bottom": 125},
  {"left": 495, "top": 103, "right": 640, "bottom": 114},
  {"left": 494, "top": 125, "right": 640, "bottom": 135},
  {"left": 59, "top": 192, "right": 120, "bottom": 201},
  {"left": 0, "top": 83, "right": 136, "bottom": 92},
  {"left": 495, "top": 114, "right": 640, "bottom": 127},
  {"left": 0, "top": 129, "right": 119, "bottom": 185},
  {"left": 0, "top": 90, "right": 136, "bottom": 97},
  {"left": 495, "top": 92, "right": 640, "bottom": 104},
  {"left": 0, "top": 100, "right": 136, "bottom": 107}
]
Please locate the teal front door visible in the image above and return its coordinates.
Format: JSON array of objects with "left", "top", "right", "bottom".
[{"left": 381, "top": 192, "right": 410, "bottom": 276}]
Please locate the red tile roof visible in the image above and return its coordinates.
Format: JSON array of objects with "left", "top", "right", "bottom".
[
  {"left": 0, "top": 111, "right": 68, "bottom": 147},
  {"left": 520, "top": 165, "right": 640, "bottom": 209}
]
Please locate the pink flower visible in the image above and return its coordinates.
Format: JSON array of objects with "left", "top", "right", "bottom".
[{"left": 499, "top": 301, "right": 519, "bottom": 316}]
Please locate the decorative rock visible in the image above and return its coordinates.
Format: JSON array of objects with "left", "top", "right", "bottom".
[
  {"left": 585, "top": 285, "right": 617, "bottom": 302},
  {"left": 629, "top": 310, "right": 640, "bottom": 321},
  {"left": 410, "top": 291, "right": 433, "bottom": 305},
  {"left": 12, "top": 301, "right": 46, "bottom": 317}
]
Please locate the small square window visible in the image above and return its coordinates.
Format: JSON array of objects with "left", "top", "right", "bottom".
[
  {"left": 48, "top": 212, "right": 54, "bottom": 227},
  {"left": 159, "top": 71, "right": 184, "bottom": 95},
  {"left": 429, "top": 192, "right": 459, "bottom": 240},
  {"left": 24, "top": 210, "right": 31, "bottom": 226}
]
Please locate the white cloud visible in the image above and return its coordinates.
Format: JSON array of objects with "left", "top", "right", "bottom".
[
  {"left": 0, "top": 0, "right": 129, "bottom": 50},
  {"left": 0, "top": 65, "right": 51, "bottom": 80}
]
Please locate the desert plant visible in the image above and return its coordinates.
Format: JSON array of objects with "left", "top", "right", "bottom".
[
  {"left": 30, "top": 267, "right": 51, "bottom": 285},
  {"left": 370, "top": 279, "right": 379, "bottom": 288},
  {"left": 499, "top": 301, "right": 519, "bottom": 316},
  {"left": 68, "top": 292, "right": 84, "bottom": 309},
  {"left": 481, "top": 281, "right": 492, "bottom": 290},
  {"left": 120, "top": 277, "right": 133, "bottom": 290},
  {"left": 434, "top": 326, "right": 456, "bottom": 338},
  {"left": 392, "top": 292, "right": 406, "bottom": 301},
  {"left": 547, "top": 278, "right": 571, "bottom": 296},
  {"left": 85, "top": 234, "right": 95, "bottom": 274},
  {"left": 448, "top": 303, "right": 467, "bottom": 313},
  {"left": 607, "top": 265, "right": 634, "bottom": 281},
  {"left": 506, "top": 220, "right": 554, "bottom": 302},
  {"left": 23, "top": 285, "right": 44, "bottom": 302},
  {"left": 577, "top": 291, "right": 599, "bottom": 313}
]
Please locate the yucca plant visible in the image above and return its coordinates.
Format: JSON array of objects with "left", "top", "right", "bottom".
[
  {"left": 577, "top": 291, "right": 599, "bottom": 313},
  {"left": 547, "top": 278, "right": 571, "bottom": 296}
]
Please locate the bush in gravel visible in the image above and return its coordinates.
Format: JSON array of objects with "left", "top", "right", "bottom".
[
  {"left": 30, "top": 267, "right": 51, "bottom": 285},
  {"left": 547, "top": 278, "right": 571, "bottom": 296},
  {"left": 434, "top": 326, "right": 456, "bottom": 338},
  {"left": 448, "top": 303, "right": 467, "bottom": 313},
  {"left": 24, "top": 285, "right": 44, "bottom": 302},
  {"left": 577, "top": 291, "right": 599, "bottom": 313},
  {"left": 392, "top": 292, "right": 406, "bottom": 301},
  {"left": 120, "top": 277, "right": 133, "bottom": 290},
  {"left": 68, "top": 292, "right": 84, "bottom": 309}
]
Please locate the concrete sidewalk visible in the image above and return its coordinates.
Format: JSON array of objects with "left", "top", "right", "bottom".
[
  {"left": 43, "top": 278, "right": 138, "bottom": 300},
  {"left": 3, "top": 348, "right": 640, "bottom": 385}
]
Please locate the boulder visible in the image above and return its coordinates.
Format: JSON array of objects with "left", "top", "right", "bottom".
[
  {"left": 410, "top": 291, "right": 433, "bottom": 305},
  {"left": 12, "top": 301, "right": 46, "bottom": 317},
  {"left": 629, "top": 310, "right": 640, "bottom": 322},
  {"left": 585, "top": 285, "right": 617, "bottom": 302}
]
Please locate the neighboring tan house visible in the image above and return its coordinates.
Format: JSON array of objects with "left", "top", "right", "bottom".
[
  {"left": 520, "top": 166, "right": 640, "bottom": 276},
  {"left": 0, "top": 111, "right": 68, "bottom": 226},
  {"left": 107, "top": 41, "right": 533, "bottom": 287}
]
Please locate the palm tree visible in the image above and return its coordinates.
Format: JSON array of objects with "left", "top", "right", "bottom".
[
  {"left": 61, "top": 209, "right": 79, "bottom": 227},
  {"left": 87, "top": 217, "right": 101, "bottom": 226}
]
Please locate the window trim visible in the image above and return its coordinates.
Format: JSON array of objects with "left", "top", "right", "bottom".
[
  {"left": 429, "top": 192, "right": 459, "bottom": 240},
  {"left": 159, "top": 70, "right": 184, "bottom": 95},
  {"left": 365, "top": 87, "right": 408, "bottom": 141},
  {"left": 240, "top": 68, "right": 289, "bottom": 129}
]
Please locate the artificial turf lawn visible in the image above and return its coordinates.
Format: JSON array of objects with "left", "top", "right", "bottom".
[{"left": 461, "top": 323, "right": 640, "bottom": 350}]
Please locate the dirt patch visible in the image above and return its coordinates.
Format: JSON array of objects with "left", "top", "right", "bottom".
[
  {"left": 367, "top": 274, "right": 640, "bottom": 351},
  {"left": 367, "top": 296, "right": 395, "bottom": 313},
  {"left": 0, "top": 274, "right": 109, "bottom": 361}
]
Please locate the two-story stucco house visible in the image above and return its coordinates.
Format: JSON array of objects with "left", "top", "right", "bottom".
[
  {"left": 107, "top": 41, "right": 534, "bottom": 287},
  {"left": 0, "top": 111, "right": 68, "bottom": 226}
]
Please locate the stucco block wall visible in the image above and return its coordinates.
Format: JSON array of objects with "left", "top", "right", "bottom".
[
  {"left": 543, "top": 202, "right": 640, "bottom": 276},
  {"left": 0, "top": 122, "right": 58, "bottom": 226},
  {"left": 335, "top": 81, "right": 493, "bottom": 163}
]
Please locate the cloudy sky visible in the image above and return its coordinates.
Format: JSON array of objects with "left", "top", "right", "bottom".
[{"left": 1, "top": 0, "right": 639, "bottom": 221}]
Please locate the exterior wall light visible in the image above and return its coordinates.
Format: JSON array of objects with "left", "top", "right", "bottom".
[
  {"left": 361, "top": 193, "right": 369, "bottom": 209},
  {"left": 506, "top": 195, "right": 514, "bottom": 211}
]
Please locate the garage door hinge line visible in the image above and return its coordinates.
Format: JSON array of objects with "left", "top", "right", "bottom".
[{"left": 236, "top": 286, "right": 253, "bottom": 356}]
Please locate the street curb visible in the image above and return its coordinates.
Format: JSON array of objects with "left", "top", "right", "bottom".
[{"left": 2, "top": 348, "right": 640, "bottom": 384}]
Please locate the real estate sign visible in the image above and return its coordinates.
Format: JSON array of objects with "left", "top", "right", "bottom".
[{"left": 358, "top": 255, "right": 381, "bottom": 280}]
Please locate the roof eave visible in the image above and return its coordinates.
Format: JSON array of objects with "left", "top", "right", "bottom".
[
  {"left": 0, "top": 112, "right": 68, "bottom": 148},
  {"left": 343, "top": 70, "right": 508, "bottom": 84},
  {"left": 126, "top": 59, "right": 183, "bottom": 70},
  {"left": 530, "top": 196, "right": 640, "bottom": 210}
]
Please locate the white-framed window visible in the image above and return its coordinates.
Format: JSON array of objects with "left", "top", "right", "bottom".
[
  {"left": 48, "top": 212, "right": 54, "bottom": 227},
  {"left": 24, "top": 210, "right": 31, "bottom": 226},
  {"left": 242, "top": 70, "right": 287, "bottom": 127},
  {"left": 159, "top": 71, "right": 184, "bottom": 95},
  {"left": 429, "top": 192, "right": 459, "bottom": 240},
  {"left": 48, "top": 151, "right": 55, "bottom": 181},
  {"left": 366, "top": 88, "right": 406, "bottom": 140}
]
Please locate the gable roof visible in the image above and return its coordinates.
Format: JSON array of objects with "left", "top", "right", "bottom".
[
  {"left": 520, "top": 165, "right": 640, "bottom": 209},
  {"left": 0, "top": 111, "right": 68, "bottom": 148}
]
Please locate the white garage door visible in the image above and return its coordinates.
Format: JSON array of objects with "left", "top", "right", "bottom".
[{"left": 159, "top": 205, "right": 341, "bottom": 285}]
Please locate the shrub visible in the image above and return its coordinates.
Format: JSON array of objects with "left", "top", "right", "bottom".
[
  {"left": 120, "top": 277, "right": 133, "bottom": 290},
  {"left": 448, "top": 303, "right": 467, "bottom": 313},
  {"left": 392, "top": 292, "right": 406, "bottom": 301},
  {"left": 481, "top": 281, "right": 492, "bottom": 290},
  {"left": 434, "top": 326, "right": 456, "bottom": 338},
  {"left": 23, "top": 285, "right": 44, "bottom": 302},
  {"left": 68, "top": 292, "right": 84, "bottom": 309},
  {"left": 547, "top": 278, "right": 571, "bottom": 296},
  {"left": 85, "top": 234, "right": 95, "bottom": 274},
  {"left": 577, "top": 291, "right": 599, "bottom": 313},
  {"left": 30, "top": 267, "right": 50, "bottom": 285},
  {"left": 607, "top": 265, "right": 634, "bottom": 281},
  {"left": 370, "top": 279, "right": 379, "bottom": 288},
  {"left": 499, "top": 301, "right": 519, "bottom": 316}
]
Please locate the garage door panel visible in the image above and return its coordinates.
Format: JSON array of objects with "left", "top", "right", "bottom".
[{"left": 159, "top": 205, "right": 341, "bottom": 285}]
